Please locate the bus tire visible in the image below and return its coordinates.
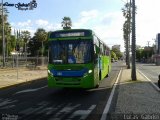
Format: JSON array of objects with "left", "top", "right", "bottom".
[
  {"left": 99, "top": 71, "right": 101, "bottom": 80},
  {"left": 105, "top": 66, "right": 109, "bottom": 78},
  {"left": 106, "top": 73, "right": 109, "bottom": 78},
  {"left": 95, "top": 82, "right": 99, "bottom": 88},
  {"left": 95, "top": 72, "right": 101, "bottom": 88}
]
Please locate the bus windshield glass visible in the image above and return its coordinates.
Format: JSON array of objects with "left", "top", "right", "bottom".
[{"left": 49, "top": 40, "right": 92, "bottom": 64}]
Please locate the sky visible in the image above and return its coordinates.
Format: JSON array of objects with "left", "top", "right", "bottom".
[{"left": 4, "top": 0, "right": 160, "bottom": 51}]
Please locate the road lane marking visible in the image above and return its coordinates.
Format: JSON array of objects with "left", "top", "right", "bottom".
[
  {"left": 137, "top": 69, "right": 160, "bottom": 91},
  {"left": 54, "top": 103, "right": 81, "bottom": 119},
  {"left": 100, "top": 68, "right": 122, "bottom": 120},
  {"left": 14, "top": 85, "right": 47, "bottom": 94},
  {"left": 0, "top": 99, "right": 17, "bottom": 107},
  {"left": 69, "top": 105, "right": 96, "bottom": 120}
]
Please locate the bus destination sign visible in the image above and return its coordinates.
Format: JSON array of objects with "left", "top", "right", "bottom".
[{"left": 57, "top": 32, "right": 85, "bottom": 37}]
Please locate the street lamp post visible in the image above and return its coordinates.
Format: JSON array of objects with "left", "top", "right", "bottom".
[{"left": 2, "top": 0, "right": 6, "bottom": 67}]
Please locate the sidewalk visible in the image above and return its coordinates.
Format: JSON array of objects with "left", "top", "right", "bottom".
[
  {"left": 110, "top": 68, "right": 160, "bottom": 120},
  {"left": 0, "top": 66, "right": 47, "bottom": 89}
]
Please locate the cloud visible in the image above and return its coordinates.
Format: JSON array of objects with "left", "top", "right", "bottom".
[
  {"left": 73, "top": 10, "right": 99, "bottom": 28},
  {"left": 136, "top": 0, "right": 160, "bottom": 46},
  {"left": 35, "top": 19, "right": 49, "bottom": 26},
  {"left": 94, "top": 11, "right": 124, "bottom": 50},
  {"left": 11, "top": 19, "right": 61, "bottom": 36},
  {"left": 80, "top": 9, "right": 99, "bottom": 18},
  {"left": 11, "top": 9, "right": 125, "bottom": 51},
  {"left": 17, "top": 20, "right": 32, "bottom": 28},
  {"left": 73, "top": 10, "right": 124, "bottom": 51},
  {"left": 100, "top": 12, "right": 124, "bottom": 25}
]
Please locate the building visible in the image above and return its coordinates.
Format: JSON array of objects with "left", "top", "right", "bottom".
[
  {"left": 154, "top": 33, "right": 160, "bottom": 65},
  {"left": 156, "top": 33, "right": 160, "bottom": 54}
]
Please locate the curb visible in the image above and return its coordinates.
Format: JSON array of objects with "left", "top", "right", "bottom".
[{"left": 0, "top": 77, "right": 47, "bottom": 90}]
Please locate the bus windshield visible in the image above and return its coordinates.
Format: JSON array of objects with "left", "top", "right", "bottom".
[{"left": 49, "top": 40, "right": 92, "bottom": 64}]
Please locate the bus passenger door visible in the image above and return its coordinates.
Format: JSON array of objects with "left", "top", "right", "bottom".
[{"left": 93, "top": 45, "right": 99, "bottom": 82}]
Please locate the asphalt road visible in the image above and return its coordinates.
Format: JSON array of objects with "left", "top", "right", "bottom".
[
  {"left": 137, "top": 63, "right": 160, "bottom": 86},
  {"left": 0, "top": 61, "right": 123, "bottom": 120}
]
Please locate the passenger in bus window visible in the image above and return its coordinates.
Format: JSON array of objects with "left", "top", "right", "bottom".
[{"left": 68, "top": 51, "right": 76, "bottom": 63}]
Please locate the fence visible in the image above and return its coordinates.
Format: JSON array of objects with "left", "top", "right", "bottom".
[{"left": 0, "top": 56, "right": 48, "bottom": 69}]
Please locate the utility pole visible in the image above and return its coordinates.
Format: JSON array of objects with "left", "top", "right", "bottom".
[
  {"left": 147, "top": 41, "right": 150, "bottom": 47},
  {"left": 131, "top": 0, "right": 137, "bottom": 80},
  {"left": 2, "top": 0, "right": 5, "bottom": 67},
  {"left": 147, "top": 41, "right": 150, "bottom": 60}
]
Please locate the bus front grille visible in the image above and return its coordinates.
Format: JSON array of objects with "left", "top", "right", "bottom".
[{"left": 55, "top": 78, "right": 81, "bottom": 85}]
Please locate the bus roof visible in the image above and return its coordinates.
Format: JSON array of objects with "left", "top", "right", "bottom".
[
  {"left": 50, "top": 29, "right": 92, "bottom": 33},
  {"left": 48, "top": 29, "right": 93, "bottom": 39},
  {"left": 48, "top": 29, "right": 110, "bottom": 49}
]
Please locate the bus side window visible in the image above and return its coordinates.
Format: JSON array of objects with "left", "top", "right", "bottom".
[{"left": 94, "top": 45, "right": 98, "bottom": 63}]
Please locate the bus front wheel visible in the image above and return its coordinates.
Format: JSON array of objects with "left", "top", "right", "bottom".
[
  {"left": 95, "top": 71, "right": 101, "bottom": 88},
  {"left": 106, "top": 66, "right": 109, "bottom": 78},
  {"left": 99, "top": 71, "right": 101, "bottom": 80},
  {"left": 95, "top": 82, "right": 99, "bottom": 88}
]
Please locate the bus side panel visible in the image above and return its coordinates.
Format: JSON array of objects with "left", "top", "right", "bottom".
[
  {"left": 101, "top": 56, "right": 110, "bottom": 79},
  {"left": 93, "top": 62, "right": 99, "bottom": 86}
]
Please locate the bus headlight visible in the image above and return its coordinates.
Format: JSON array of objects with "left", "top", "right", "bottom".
[
  {"left": 48, "top": 70, "right": 53, "bottom": 76},
  {"left": 84, "top": 69, "right": 92, "bottom": 77},
  {"left": 88, "top": 70, "right": 92, "bottom": 74}
]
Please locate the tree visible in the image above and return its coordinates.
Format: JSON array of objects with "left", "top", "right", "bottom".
[
  {"left": 33, "top": 28, "right": 47, "bottom": 56},
  {"left": 0, "top": 7, "right": 11, "bottom": 56},
  {"left": 27, "top": 36, "right": 41, "bottom": 56},
  {"left": 136, "top": 46, "right": 154, "bottom": 62},
  {"left": 7, "top": 35, "right": 16, "bottom": 55},
  {"left": 136, "top": 48, "right": 143, "bottom": 62},
  {"left": 15, "top": 30, "right": 22, "bottom": 52},
  {"left": 20, "top": 30, "right": 31, "bottom": 54},
  {"left": 112, "top": 48, "right": 122, "bottom": 59},
  {"left": 111, "top": 50, "right": 117, "bottom": 60},
  {"left": 61, "top": 17, "right": 72, "bottom": 30},
  {"left": 122, "top": 2, "right": 132, "bottom": 69}
]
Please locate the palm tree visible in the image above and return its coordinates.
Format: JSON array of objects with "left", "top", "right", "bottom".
[
  {"left": 0, "top": 7, "right": 9, "bottom": 55},
  {"left": 34, "top": 28, "right": 47, "bottom": 57},
  {"left": 122, "top": 2, "right": 132, "bottom": 69},
  {"left": 5, "top": 23, "right": 12, "bottom": 57},
  {"left": 61, "top": 17, "right": 72, "bottom": 30},
  {"left": 21, "top": 30, "right": 31, "bottom": 55}
]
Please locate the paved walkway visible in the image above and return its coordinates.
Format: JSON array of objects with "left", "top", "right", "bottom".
[
  {"left": 0, "top": 66, "right": 47, "bottom": 89},
  {"left": 111, "top": 68, "right": 160, "bottom": 120}
]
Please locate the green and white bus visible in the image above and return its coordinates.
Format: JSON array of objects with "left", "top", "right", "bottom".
[{"left": 48, "top": 29, "right": 111, "bottom": 88}]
